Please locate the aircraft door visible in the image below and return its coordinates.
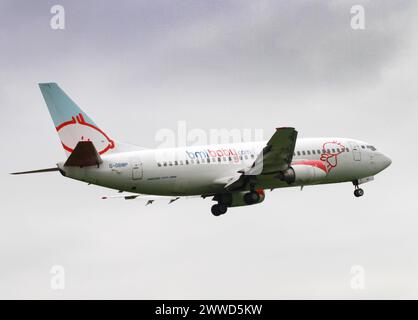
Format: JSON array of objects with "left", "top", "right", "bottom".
[
  {"left": 350, "top": 142, "right": 361, "bottom": 161},
  {"left": 131, "top": 160, "right": 143, "bottom": 180}
]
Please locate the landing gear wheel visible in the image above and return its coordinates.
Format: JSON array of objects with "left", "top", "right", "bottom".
[
  {"left": 218, "top": 204, "right": 227, "bottom": 215},
  {"left": 244, "top": 191, "right": 260, "bottom": 205},
  {"left": 211, "top": 204, "right": 227, "bottom": 216},
  {"left": 354, "top": 188, "right": 364, "bottom": 197}
]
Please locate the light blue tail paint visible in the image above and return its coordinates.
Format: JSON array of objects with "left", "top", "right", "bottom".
[
  {"left": 39, "top": 83, "right": 115, "bottom": 156},
  {"left": 39, "top": 83, "right": 96, "bottom": 128}
]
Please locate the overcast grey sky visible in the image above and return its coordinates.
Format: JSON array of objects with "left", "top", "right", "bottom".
[{"left": 1, "top": 0, "right": 418, "bottom": 299}]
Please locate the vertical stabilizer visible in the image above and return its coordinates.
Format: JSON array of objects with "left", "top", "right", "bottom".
[{"left": 39, "top": 83, "right": 116, "bottom": 157}]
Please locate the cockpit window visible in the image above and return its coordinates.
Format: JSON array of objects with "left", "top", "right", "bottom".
[{"left": 366, "top": 145, "right": 377, "bottom": 151}]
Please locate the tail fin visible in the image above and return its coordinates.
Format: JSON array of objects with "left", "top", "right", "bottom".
[{"left": 39, "top": 83, "right": 116, "bottom": 157}]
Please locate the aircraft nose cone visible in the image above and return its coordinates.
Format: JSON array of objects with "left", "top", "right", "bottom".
[{"left": 380, "top": 153, "right": 392, "bottom": 170}]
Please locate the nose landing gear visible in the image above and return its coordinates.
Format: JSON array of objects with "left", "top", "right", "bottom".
[
  {"left": 354, "top": 188, "right": 364, "bottom": 197},
  {"left": 353, "top": 181, "right": 364, "bottom": 197}
]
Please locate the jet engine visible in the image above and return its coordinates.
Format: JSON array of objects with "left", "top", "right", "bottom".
[
  {"left": 215, "top": 189, "right": 265, "bottom": 207},
  {"left": 278, "top": 164, "right": 327, "bottom": 184}
]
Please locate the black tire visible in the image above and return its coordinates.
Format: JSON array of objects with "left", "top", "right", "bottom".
[
  {"left": 218, "top": 204, "right": 228, "bottom": 215},
  {"left": 211, "top": 204, "right": 221, "bottom": 216},
  {"left": 244, "top": 191, "right": 260, "bottom": 204},
  {"left": 354, "top": 188, "right": 364, "bottom": 197}
]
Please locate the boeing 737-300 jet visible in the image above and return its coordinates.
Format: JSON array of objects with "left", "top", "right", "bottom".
[{"left": 12, "top": 83, "right": 392, "bottom": 216}]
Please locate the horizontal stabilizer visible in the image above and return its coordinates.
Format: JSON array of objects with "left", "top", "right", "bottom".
[
  {"left": 64, "top": 141, "right": 102, "bottom": 167},
  {"left": 10, "top": 167, "right": 60, "bottom": 175}
]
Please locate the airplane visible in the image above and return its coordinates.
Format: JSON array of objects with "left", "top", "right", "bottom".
[{"left": 12, "top": 83, "right": 392, "bottom": 216}]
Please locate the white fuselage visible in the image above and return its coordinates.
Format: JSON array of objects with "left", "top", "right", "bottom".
[
  {"left": 30, "top": 84, "right": 392, "bottom": 213},
  {"left": 59, "top": 137, "right": 391, "bottom": 196}
]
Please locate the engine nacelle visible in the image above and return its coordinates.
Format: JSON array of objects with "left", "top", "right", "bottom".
[
  {"left": 278, "top": 164, "right": 327, "bottom": 184},
  {"left": 215, "top": 190, "right": 265, "bottom": 207}
]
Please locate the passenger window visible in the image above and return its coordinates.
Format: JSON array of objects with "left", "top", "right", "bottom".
[
  {"left": 157, "top": 163, "right": 161, "bottom": 167},
  {"left": 312, "top": 150, "right": 316, "bottom": 155},
  {"left": 218, "top": 157, "right": 221, "bottom": 162},
  {"left": 169, "top": 162, "right": 173, "bottom": 166},
  {"left": 307, "top": 150, "right": 311, "bottom": 155},
  {"left": 327, "top": 149, "right": 331, "bottom": 153},
  {"left": 179, "top": 160, "right": 183, "bottom": 165},
  {"left": 332, "top": 149, "right": 335, "bottom": 153},
  {"left": 297, "top": 151, "right": 301, "bottom": 156},
  {"left": 346, "top": 148, "right": 350, "bottom": 152},
  {"left": 336, "top": 148, "right": 340, "bottom": 153},
  {"left": 302, "top": 151, "right": 306, "bottom": 155},
  {"left": 244, "top": 155, "right": 248, "bottom": 160},
  {"left": 251, "top": 154, "right": 255, "bottom": 159},
  {"left": 174, "top": 161, "right": 178, "bottom": 166},
  {"left": 163, "top": 162, "right": 167, "bottom": 166},
  {"left": 191, "top": 160, "right": 195, "bottom": 164}
]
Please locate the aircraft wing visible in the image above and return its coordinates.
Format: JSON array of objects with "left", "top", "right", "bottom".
[
  {"left": 225, "top": 127, "right": 298, "bottom": 190},
  {"left": 245, "top": 127, "right": 297, "bottom": 175},
  {"left": 101, "top": 193, "right": 203, "bottom": 205}
]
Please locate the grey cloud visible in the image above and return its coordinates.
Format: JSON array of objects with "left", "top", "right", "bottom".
[{"left": 137, "top": 0, "right": 416, "bottom": 90}]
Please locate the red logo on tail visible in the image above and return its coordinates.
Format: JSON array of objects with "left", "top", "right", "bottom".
[{"left": 56, "top": 113, "right": 115, "bottom": 155}]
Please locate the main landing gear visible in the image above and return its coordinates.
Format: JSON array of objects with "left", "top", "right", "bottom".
[
  {"left": 211, "top": 203, "right": 228, "bottom": 216},
  {"left": 353, "top": 181, "right": 364, "bottom": 197},
  {"left": 243, "top": 191, "right": 260, "bottom": 205}
]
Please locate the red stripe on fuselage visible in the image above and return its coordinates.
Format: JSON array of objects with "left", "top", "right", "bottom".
[{"left": 292, "top": 160, "right": 328, "bottom": 173}]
